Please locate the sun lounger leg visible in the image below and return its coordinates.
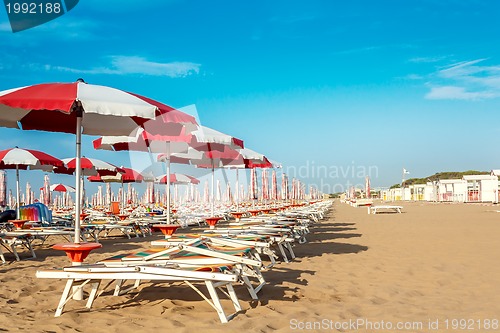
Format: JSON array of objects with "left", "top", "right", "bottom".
[
  {"left": 285, "top": 242, "right": 296, "bottom": 259},
  {"left": 277, "top": 243, "right": 289, "bottom": 263},
  {"left": 261, "top": 248, "right": 277, "bottom": 268},
  {"left": 114, "top": 279, "right": 124, "bottom": 296},
  {"left": 0, "top": 247, "right": 5, "bottom": 264},
  {"left": 241, "top": 275, "right": 258, "bottom": 300},
  {"left": 226, "top": 283, "right": 242, "bottom": 312},
  {"left": 204, "top": 281, "right": 229, "bottom": 323},
  {"left": 55, "top": 279, "right": 75, "bottom": 317},
  {"left": 86, "top": 281, "right": 101, "bottom": 309},
  {"left": 29, "top": 242, "right": 36, "bottom": 259},
  {"left": 254, "top": 267, "right": 266, "bottom": 294},
  {"left": 9, "top": 244, "right": 20, "bottom": 261}
]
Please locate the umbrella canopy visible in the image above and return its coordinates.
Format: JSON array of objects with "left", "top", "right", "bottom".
[
  {"left": 50, "top": 183, "right": 76, "bottom": 192},
  {"left": 159, "top": 146, "right": 246, "bottom": 217},
  {"left": 156, "top": 173, "right": 200, "bottom": 185},
  {"left": 0, "top": 80, "right": 198, "bottom": 244},
  {"left": 189, "top": 126, "right": 244, "bottom": 151},
  {"left": 0, "top": 147, "right": 64, "bottom": 216},
  {"left": 0, "top": 147, "right": 64, "bottom": 170},
  {"left": 61, "top": 157, "right": 124, "bottom": 176},
  {"left": 87, "top": 166, "right": 144, "bottom": 183},
  {"left": 0, "top": 81, "right": 184, "bottom": 135}
]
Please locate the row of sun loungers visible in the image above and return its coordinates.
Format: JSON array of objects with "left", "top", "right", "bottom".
[{"left": 35, "top": 200, "right": 332, "bottom": 323}]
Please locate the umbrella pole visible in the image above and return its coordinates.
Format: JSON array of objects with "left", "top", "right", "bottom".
[
  {"left": 235, "top": 168, "right": 239, "bottom": 211},
  {"left": 166, "top": 145, "right": 171, "bottom": 225},
  {"left": 121, "top": 181, "right": 124, "bottom": 214},
  {"left": 211, "top": 165, "right": 215, "bottom": 217},
  {"left": 15, "top": 165, "right": 20, "bottom": 218},
  {"left": 74, "top": 116, "right": 82, "bottom": 244}
]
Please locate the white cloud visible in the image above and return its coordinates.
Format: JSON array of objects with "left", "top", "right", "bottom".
[
  {"left": 110, "top": 56, "right": 200, "bottom": 77},
  {"left": 47, "top": 56, "right": 201, "bottom": 78},
  {"left": 425, "top": 86, "right": 496, "bottom": 100},
  {"left": 422, "top": 58, "right": 500, "bottom": 101},
  {"left": 408, "top": 56, "right": 447, "bottom": 63}
]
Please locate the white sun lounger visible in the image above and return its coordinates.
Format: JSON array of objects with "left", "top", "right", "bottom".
[
  {"left": 0, "top": 232, "right": 36, "bottom": 262},
  {"left": 36, "top": 263, "right": 243, "bottom": 323},
  {"left": 369, "top": 205, "right": 403, "bottom": 214}
]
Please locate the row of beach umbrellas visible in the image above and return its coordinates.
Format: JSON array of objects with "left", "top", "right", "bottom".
[{"left": 0, "top": 80, "right": 282, "bottom": 244}]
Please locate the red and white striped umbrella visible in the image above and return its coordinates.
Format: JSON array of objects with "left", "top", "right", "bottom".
[
  {"left": 271, "top": 170, "right": 278, "bottom": 201},
  {"left": 50, "top": 183, "right": 76, "bottom": 192},
  {"left": 88, "top": 167, "right": 144, "bottom": 212},
  {"left": 156, "top": 173, "right": 200, "bottom": 185},
  {"left": 0, "top": 171, "right": 6, "bottom": 207},
  {"left": 0, "top": 147, "right": 64, "bottom": 216},
  {"left": 0, "top": 147, "right": 64, "bottom": 170},
  {"left": 365, "top": 176, "right": 371, "bottom": 199},
  {"left": 250, "top": 168, "right": 258, "bottom": 201},
  {"left": 0, "top": 80, "right": 198, "bottom": 243},
  {"left": 87, "top": 166, "right": 143, "bottom": 183},
  {"left": 61, "top": 157, "right": 123, "bottom": 176},
  {"left": 43, "top": 174, "right": 51, "bottom": 206},
  {"left": 0, "top": 81, "right": 181, "bottom": 135}
]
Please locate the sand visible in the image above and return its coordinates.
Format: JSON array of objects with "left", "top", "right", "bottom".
[{"left": 1, "top": 201, "right": 500, "bottom": 333}]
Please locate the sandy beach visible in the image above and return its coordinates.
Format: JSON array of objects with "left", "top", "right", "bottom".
[{"left": 1, "top": 201, "right": 500, "bottom": 333}]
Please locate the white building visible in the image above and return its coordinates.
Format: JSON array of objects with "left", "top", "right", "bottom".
[{"left": 463, "top": 175, "right": 498, "bottom": 203}]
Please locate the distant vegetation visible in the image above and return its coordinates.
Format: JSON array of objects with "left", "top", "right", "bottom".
[{"left": 390, "top": 170, "right": 491, "bottom": 189}]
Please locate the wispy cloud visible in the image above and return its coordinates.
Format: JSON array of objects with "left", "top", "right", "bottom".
[
  {"left": 47, "top": 56, "right": 201, "bottom": 78},
  {"left": 423, "top": 58, "right": 500, "bottom": 100},
  {"left": 425, "top": 86, "right": 496, "bottom": 100},
  {"left": 408, "top": 56, "right": 447, "bottom": 63}
]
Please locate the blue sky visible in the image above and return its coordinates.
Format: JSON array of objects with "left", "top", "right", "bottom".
[{"left": 1, "top": 0, "right": 500, "bottom": 197}]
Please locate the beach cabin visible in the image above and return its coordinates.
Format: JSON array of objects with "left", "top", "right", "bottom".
[
  {"left": 381, "top": 187, "right": 411, "bottom": 201},
  {"left": 424, "top": 182, "right": 435, "bottom": 201},
  {"left": 463, "top": 175, "right": 498, "bottom": 203},
  {"left": 409, "top": 184, "right": 426, "bottom": 201},
  {"left": 436, "top": 179, "right": 467, "bottom": 202}
]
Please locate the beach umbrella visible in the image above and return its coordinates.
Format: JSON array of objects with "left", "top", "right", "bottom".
[
  {"left": 0, "top": 81, "right": 193, "bottom": 243},
  {"left": 87, "top": 166, "right": 144, "bottom": 183},
  {"left": 216, "top": 179, "right": 222, "bottom": 202},
  {"left": 155, "top": 173, "right": 200, "bottom": 206},
  {"left": 155, "top": 173, "right": 200, "bottom": 185},
  {"left": 95, "top": 124, "right": 242, "bottom": 223},
  {"left": 88, "top": 166, "right": 144, "bottom": 212},
  {"left": 203, "top": 181, "right": 210, "bottom": 203},
  {"left": 365, "top": 176, "right": 371, "bottom": 199},
  {"left": 250, "top": 168, "right": 258, "bottom": 201},
  {"left": 43, "top": 174, "right": 51, "bottom": 206},
  {"left": 0, "top": 147, "right": 64, "bottom": 217},
  {"left": 0, "top": 170, "right": 6, "bottom": 207},
  {"left": 281, "top": 173, "right": 289, "bottom": 200},
  {"left": 225, "top": 182, "right": 233, "bottom": 203},
  {"left": 61, "top": 157, "right": 124, "bottom": 212},
  {"left": 26, "top": 182, "right": 33, "bottom": 205},
  {"left": 50, "top": 183, "right": 76, "bottom": 192},
  {"left": 61, "top": 157, "right": 124, "bottom": 176},
  {"left": 271, "top": 170, "right": 278, "bottom": 201},
  {"left": 261, "top": 169, "right": 269, "bottom": 202},
  {"left": 161, "top": 146, "right": 245, "bottom": 217},
  {"left": 217, "top": 147, "right": 274, "bottom": 209}
]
